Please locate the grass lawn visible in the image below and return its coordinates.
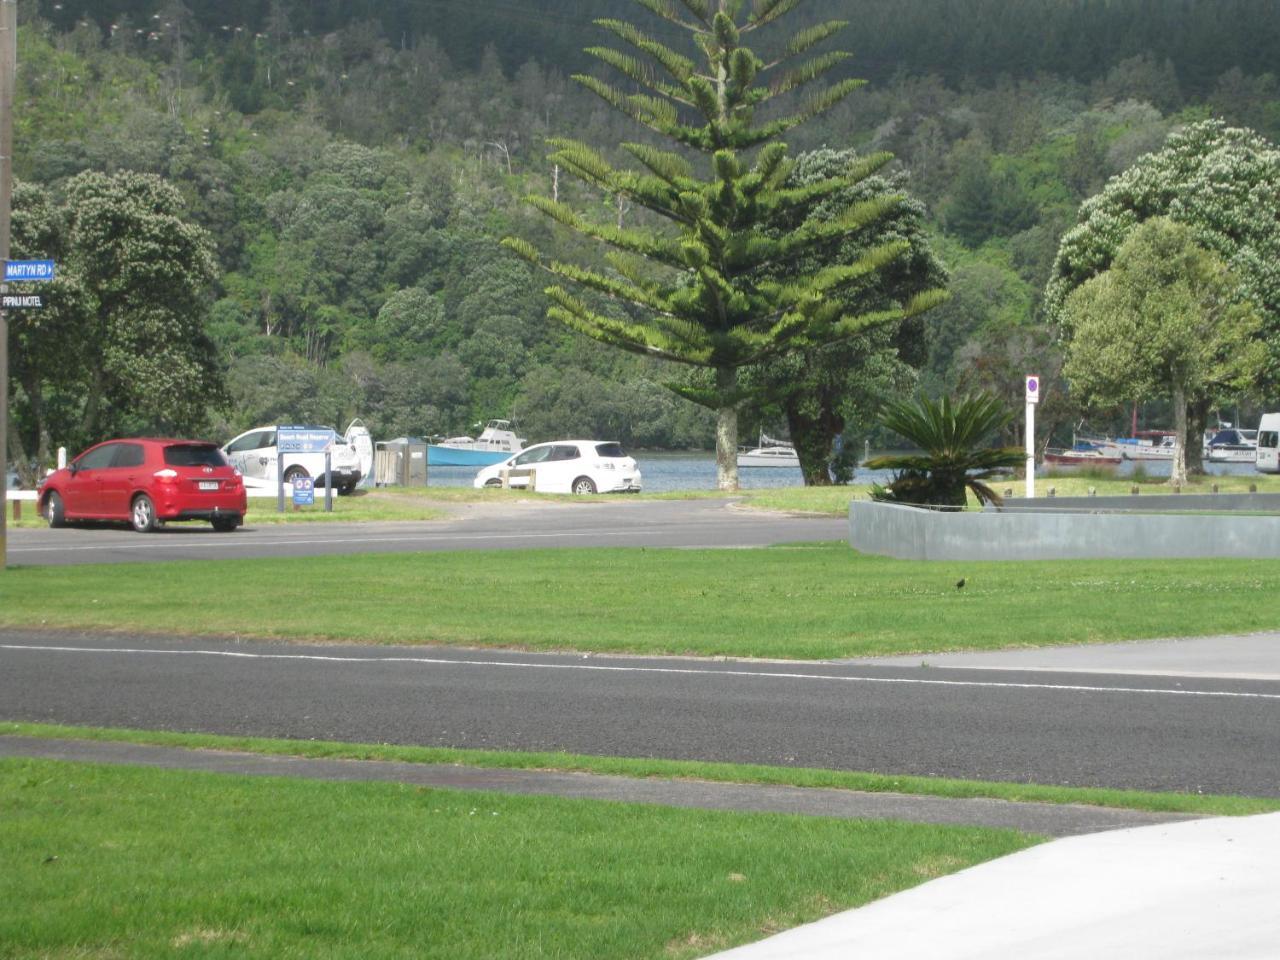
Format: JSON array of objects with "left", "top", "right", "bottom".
[
  {"left": 5, "top": 488, "right": 452, "bottom": 528},
  {"left": 8, "top": 722, "right": 1276, "bottom": 817},
  {"left": 3, "top": 542, "right": 1280, "bottom": 658},
  {"left": 0, "top": 757, "right": 1036, "bottom": 960},
  {"left": 736, "top": 471, "right": 1280, "bottom": 515}
]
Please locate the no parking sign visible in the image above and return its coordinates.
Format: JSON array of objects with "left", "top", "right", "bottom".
[
  {"left": 1025, "top": 375, "right": 1040, "bottom": 404},
  {"left": 291, "top": 475, "right": 315, "bottom": 506}
]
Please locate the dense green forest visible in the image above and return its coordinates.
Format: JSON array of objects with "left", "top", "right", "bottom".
[{"left": 8, "top": 0, "right": 1280, "bottom": 464}]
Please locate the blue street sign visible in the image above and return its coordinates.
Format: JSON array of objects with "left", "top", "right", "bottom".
[
  {"left": 5, "top": 260, "right": 56, "bottom": 282},
  {"left": 277, "top": 426, "right": 335, "bottom": 454},
  {"left": 291, "top": 476, "right": 315, "bottom": 506}
]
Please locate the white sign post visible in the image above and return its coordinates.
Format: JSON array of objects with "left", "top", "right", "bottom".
[{"left": 1025, "top": 375, "right": 1040, "bottom": 499}]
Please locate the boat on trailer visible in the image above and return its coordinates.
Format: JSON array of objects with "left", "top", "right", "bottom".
[
  {"left": 427, "top": 420, "right": 526, "bottom": 466},
  {"left": 1043, "top": 442, "right": 1122, "bottom": 466}
]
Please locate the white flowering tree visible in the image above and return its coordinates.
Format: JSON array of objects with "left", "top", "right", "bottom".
[
  {"left": 1044, "top": 120, "right": 1280, "bottom": 462},
  {"left": 1060, "top": 219, "right": 1265, "bottom": 487},
  {"left": 8, "top": 171, "right": 223, "bottom": 465}
]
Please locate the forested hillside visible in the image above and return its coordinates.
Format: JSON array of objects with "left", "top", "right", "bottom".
[{"left": 9, "top": 0, "right": 1280, "bottom": 460}]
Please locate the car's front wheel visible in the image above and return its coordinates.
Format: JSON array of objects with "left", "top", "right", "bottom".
[
  {"left": 571, "top": 476, "right": 597, "bottom": 495},
  {"left": 484, "top": 478, "right": 502, "bottom": 489},
  {"left": 45, "top": 491, "right": 66, "bottom": 528},
  {"left": 131, "top": 494, "right": 159, "bottom": 533}
]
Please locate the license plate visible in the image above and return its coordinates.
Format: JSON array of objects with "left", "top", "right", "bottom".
[{"left": 198, "top": 481, "right": 220, "bottom": 491}]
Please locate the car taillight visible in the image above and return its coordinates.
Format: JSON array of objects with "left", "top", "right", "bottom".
[{"left": 153, "top": 469, "right": 179, "bottom": 481}]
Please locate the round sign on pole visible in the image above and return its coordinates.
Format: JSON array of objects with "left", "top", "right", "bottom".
[{"left": 1025, "top": 375, "right": 1040, "bottom": 404}]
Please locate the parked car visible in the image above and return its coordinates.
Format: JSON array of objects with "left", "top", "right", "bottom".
[
  {"left": 473, "top": 440, "right": 642, "bottom": 494},
  {"left": 38, "top": 439, "right": 247, "bottom": 532},
  {"left": 222, "top": 425, "right": 362, "bottom": 494}
]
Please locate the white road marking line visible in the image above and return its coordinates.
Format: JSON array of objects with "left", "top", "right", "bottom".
[{"left": 3, "top": 643, "right": 1279, "bottom": 701}]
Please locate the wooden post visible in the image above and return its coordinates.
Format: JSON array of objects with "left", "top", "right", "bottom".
[
  {"left": 0, "top": 0, "right": 15, "bottom": 569},
  {"left": 527, "top": 469, "right": 536, "bottom": 492}
]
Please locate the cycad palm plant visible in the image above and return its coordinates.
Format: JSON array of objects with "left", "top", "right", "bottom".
[{"left": 865, "top": 393, "right": 1023, "bottom": 508}]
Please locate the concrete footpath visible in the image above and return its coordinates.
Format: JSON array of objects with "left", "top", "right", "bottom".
[
  {"left": 708, "top": 633, "right": 1280, "bottom": 959},
  {"left": 848, "top": 632, "right": 1280, "bottom": 681},
  {"left": 707, "top": 812, "right": 1280, "bottom": 959}
]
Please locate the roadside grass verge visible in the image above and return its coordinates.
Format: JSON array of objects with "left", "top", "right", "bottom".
[
  {"left": 11, "top": 472, "right": 1276, "bottom": 526},
  {"left": 0, "top": 757, "right": 1035, "bottom": 960},
  {"left": 4, "top": 542, "right": 1280, "bottom": 658},
  {"left": 733, "top": 472, "right": 1280, "bottom": 516},
  {"left": 6, "top": 488, "right": 450, "bottom": 528},
  {"left": 6, "top": 722, "right": 1276, "bottom": 817}
]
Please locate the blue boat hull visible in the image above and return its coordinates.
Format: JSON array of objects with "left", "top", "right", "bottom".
[{"left": 427, "top": 445, "right": 512, "bottom": 467}]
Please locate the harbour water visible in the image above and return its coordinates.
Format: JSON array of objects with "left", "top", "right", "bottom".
[{"left": 422, "top": 451, "right": 1261, "bottom": 493}]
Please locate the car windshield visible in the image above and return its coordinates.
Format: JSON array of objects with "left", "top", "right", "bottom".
[
  {"left": 165, "top": 444, "right": 228, "bottom": 467},
  {"left": 595, "top": 443, "right": 627, "bottom": 458}
]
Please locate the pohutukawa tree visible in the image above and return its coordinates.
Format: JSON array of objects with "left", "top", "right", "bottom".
[{"left": 504, "top": 0, "right": 946, "bottom": 490}]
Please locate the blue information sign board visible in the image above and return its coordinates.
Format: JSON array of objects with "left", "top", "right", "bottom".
[
  {"left": 291, "top": 476, "right": 315, "bottom": 506},
  {"left": 277, "top": 425, "right": 335, "bottom": 454},
  {"left": 5, "top": 260, "right": 56, "bottom": 282}
]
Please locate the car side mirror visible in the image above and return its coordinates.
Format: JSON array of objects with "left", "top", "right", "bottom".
[{"left": 68, "top": 462, "right": 79, "bottom": 476}]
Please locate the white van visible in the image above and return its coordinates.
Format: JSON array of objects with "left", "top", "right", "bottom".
[
  {"left": 223, "top": 425, "right": 363, "bottom": 493},
  {"left": 1255, "top": 413, "right": 1280, "bottom": 474}
]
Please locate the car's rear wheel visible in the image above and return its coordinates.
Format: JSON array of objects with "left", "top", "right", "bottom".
[
  {"left": 338, "top": 482, "right": 357, "bottom": 496},
  {"left": 211, "top": 516, "right": 239, "bottom": 533},
  {"left": 572, "top": 476, "right": 597, "bottom": 495},
  {"left": 484, "top": 478, "right": 503, "bottom": 489},
  {"left": 45, "top": 492, "right": 66, "bottom": 528},
  {"left": 130, "top": 494, "right": 159, "bottom": 533}
]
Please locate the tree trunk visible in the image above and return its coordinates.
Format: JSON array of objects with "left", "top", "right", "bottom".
[
  {"left": 784, "top": 401, "right": 842, "bottom": 486},
  {"left": 715, "top": 367, "right": 739, "bottom": 492},
  {"left": 1170, "top": 383, "right": 1188, "bottom": 487},
  {"left": 1186, "top": 398, "right": 1209, "bottom": 476},
  {"left": 81, "top": 364, "right": 105, "bottom": 441}
]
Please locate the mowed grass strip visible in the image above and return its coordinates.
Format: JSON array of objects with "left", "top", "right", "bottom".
[
  {"left": 5, "top": 543, "right": 1280, "bottom": 658},
  {"left": 7, "top": 489, "right": 450, "bottom": 528},
  {"left": 0, "top": 758, "right": 1036, "bottom": 960},
  {"left": 8, "top": 722, "right": 1276, "bottom": 817}
]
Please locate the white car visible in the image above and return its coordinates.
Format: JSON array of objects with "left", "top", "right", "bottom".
[
  {"left": 474, "top": 440, "right": 642, "bottom": 494},
  {"left": 223, "top": 425, "right": 363, "bottom": 494}
]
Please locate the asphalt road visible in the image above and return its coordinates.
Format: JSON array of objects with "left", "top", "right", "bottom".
[
  {"left": 3, "top": 631, "right": 1278, "bottom": 797},
  {"left": 5, "top": 498, "right": 848, "bottom": 566}
]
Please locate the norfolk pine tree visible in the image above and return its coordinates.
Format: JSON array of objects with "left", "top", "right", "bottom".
[{"left": 503, "top": 0, "right": 947, "bottom": 489}]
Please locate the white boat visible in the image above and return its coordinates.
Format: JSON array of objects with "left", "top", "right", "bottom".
[
  {"left": 738, "top": 433, "right": 800, "bottom": 468},
  {"left": 1204, "top": 428, "right": 1257, "bottom": 463},
  {"left": 1043, "top": 443, "right": 1122, "bottom": 466},
  {"left": 428, "top": 420, "right": 526, "bottom": 466},
  {"left": 1118, "top": 432, "right": 1177, "bottom": 461},
  {"left": 343, "top": 418, "right": 375, "bottom": 488}
]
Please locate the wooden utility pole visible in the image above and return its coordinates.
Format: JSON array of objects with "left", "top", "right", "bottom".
[{"left": 0, "top": 0, "right": 15, "bottom": 570}]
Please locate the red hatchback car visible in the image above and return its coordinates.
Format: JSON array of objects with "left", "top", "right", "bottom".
[{"left": 38, "top": 438, "right": 247, "bottom": 532}]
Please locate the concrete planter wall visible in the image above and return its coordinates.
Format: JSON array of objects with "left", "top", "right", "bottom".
[{"left": 848, "top": 498, "right": 1280, "bottom": 561}]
